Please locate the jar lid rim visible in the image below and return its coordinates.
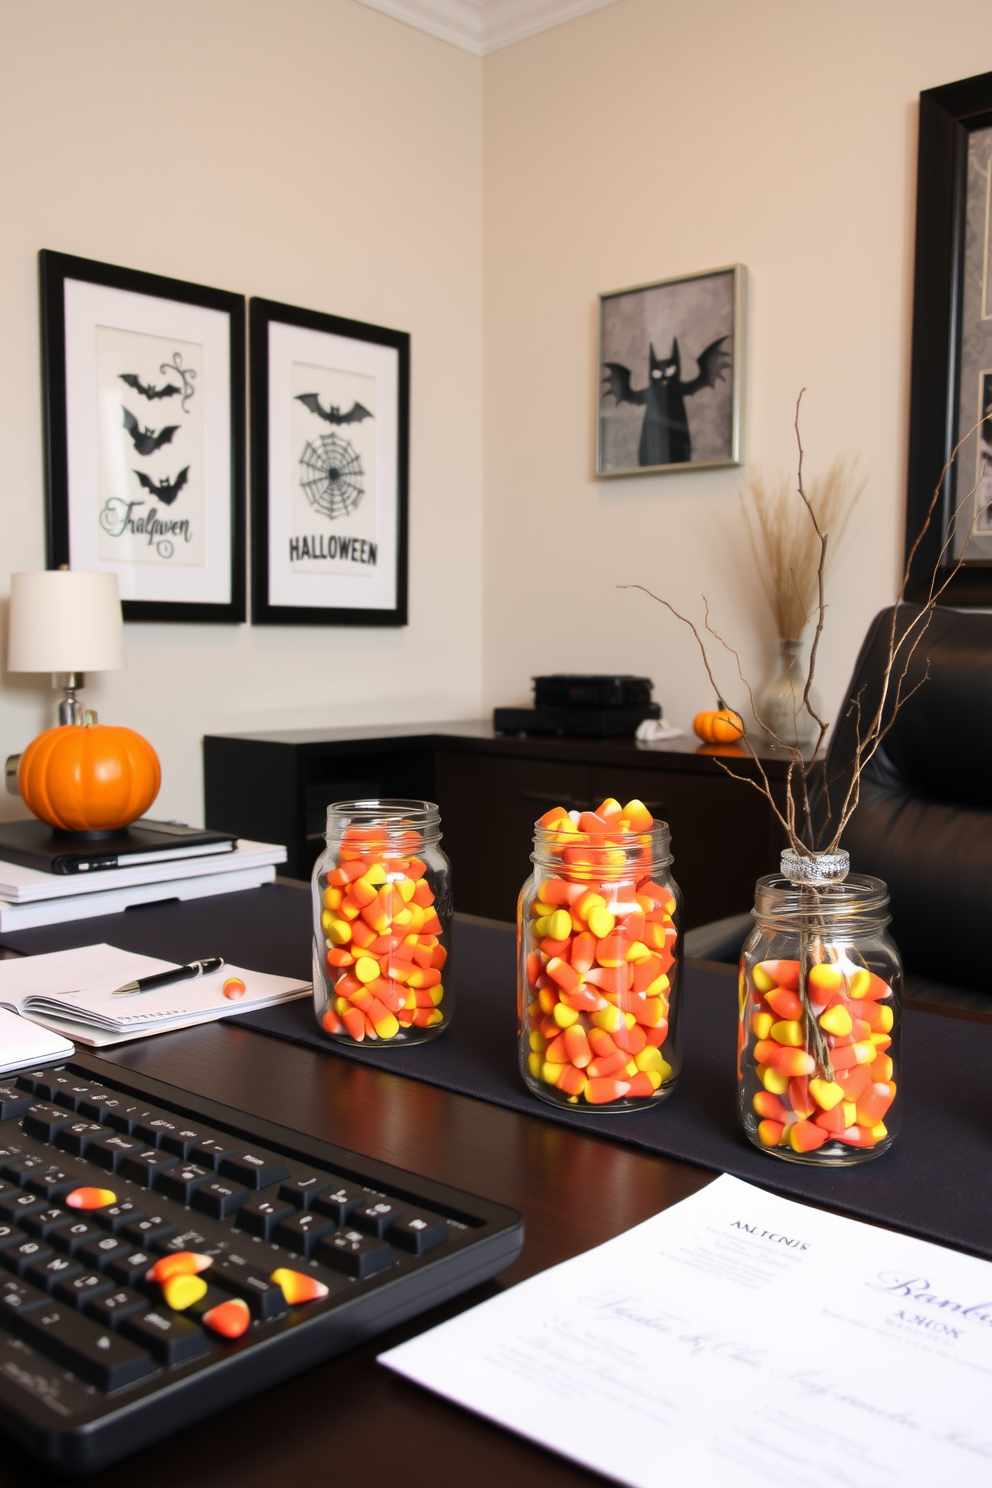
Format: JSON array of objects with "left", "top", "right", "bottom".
[{"left": 754, "top": 871, "right": 889, "bottom": 915}]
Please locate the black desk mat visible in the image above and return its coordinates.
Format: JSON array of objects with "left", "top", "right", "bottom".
[{"left": 4, "top": 886, "right": 990, "bottom": 1258}]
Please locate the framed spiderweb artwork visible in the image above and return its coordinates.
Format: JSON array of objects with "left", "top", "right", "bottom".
[
  {"left": 250, "top": 297, "right": 409, "bottom": 626},
  {"left": 597, "top": 264, "right": 746, "bottom": 478},
  {"left": 39, "top": 251, "right": 246, "bottom": 622}
]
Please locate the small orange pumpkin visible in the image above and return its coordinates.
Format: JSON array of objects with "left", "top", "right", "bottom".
[
  {"left": 18, "top": 724, "right": 161, "bottom": 832},
  {"left": 693, "top": 700, "right": 745, "bottom": 745}
]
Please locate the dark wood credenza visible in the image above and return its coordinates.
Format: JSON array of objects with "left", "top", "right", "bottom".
[{"left": 203, "top": 722, "right": 797, "bottom": 928}]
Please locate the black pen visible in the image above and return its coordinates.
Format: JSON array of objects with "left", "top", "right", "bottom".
[{"left": 111, "top": 957, "right": 226, "bottom": 998}]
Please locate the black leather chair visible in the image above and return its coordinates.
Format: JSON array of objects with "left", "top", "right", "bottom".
[{"left": 684, "top": 603, "right": 992, "bottom": 1007}]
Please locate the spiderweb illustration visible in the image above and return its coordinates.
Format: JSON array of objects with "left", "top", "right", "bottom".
[{"left": 299, "top": 434, "right": 365, "bottom": 520}]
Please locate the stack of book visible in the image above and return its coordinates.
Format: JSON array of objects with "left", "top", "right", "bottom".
[{"left": 0, "top": 819, "right": 287, "bottom": 931}]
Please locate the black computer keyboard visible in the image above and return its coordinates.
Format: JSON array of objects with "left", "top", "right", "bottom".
[{"left": 0, "top": 1053, "right": 523, "bottom": 1473}]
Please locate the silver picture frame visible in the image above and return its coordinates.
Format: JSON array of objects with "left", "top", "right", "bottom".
[{"left": 596, "top": 263, "right": 746, "bottom": 479}]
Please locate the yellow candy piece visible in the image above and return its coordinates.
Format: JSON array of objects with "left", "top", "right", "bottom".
[
  {"left": 322, "top": 885, "right": 343, "bottom": 910},
  {"left": 590, "top": 1005, "right": 625, "bottom": 1034},
  {"left": 326, "top": 918, "right": 352, "bottom": 945},
  {"left": 634, "top": 1046, "right": 664, "bottom": 1072},
  {"left": 540, "top": 1060, "right": 562, "bottom": 1085},
  {"left": 587, "top": 906, "right": 616, "bottom": 939},
  {"left": 162, "top": 1274, "right": 208, "bottom": 1311},
  {"left": 847, "top": 967, "right": 871, "bottom": 998},
  {"left": 752, "top": 963, "right": 777, "bottom": 993},
  {"left": 808, "top": 963, "right": 843, "bottom": 996},
  {"left": 877, "top": 1005, "right": 894, "bottom": 1032},
  {"left": 354, "top": 956, "right": 380, "bottom": 984},
  {"left": 547, "top": 909, "right": 572, "bottom": 941},
  {"left": 770, "top": 1019, "right": 804, "bottom": 1046},
  {"left": 760, "top": 1066, "right": 789, "bottom": 1095},
  {"left": 396, "top": 879, "right": 416, "bottom": 903},
  {"left": 553, "top": 1002, "right": 579, "bottom": 1028},
  {"left": 752, "top": 1011, "right": 773, "bottom": 1040},
  {"left": 528, "top": 1030, "right": 547, "bottom": 1053},
  {"left": 809, "top": 1078, "right": 844, "bottom": 1111},
  {"left": 364, "top": 864, "right": 387, "bottom": 886},
  {"left": 819, "top": 1004, "right": 852, "bottom": 1037},
  {"left": 527, "top": 1051, "right": 543, "bottom": 1078},
  {"left": 271, "top": 1268, "right": 329, "bottom": 1304}
]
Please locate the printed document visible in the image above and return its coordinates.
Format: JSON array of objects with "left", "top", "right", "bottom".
[{"left": 381, "top": 1173, "right": 992, "bottom": 1487}]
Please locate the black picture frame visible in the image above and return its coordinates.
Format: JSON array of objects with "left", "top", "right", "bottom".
[
  {"left": 906, "top": 70, "right": 992, "bottom": 604},
  {"left": 250, "top": 297, "right": 409, "bottom": 627},
  {"left": 39, "top": 250, "right": 246, "bottom": 623}
]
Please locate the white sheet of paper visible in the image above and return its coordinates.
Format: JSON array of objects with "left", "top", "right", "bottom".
[{"left": 380, "top": 1173, "right": 992, "bottom": 1488}]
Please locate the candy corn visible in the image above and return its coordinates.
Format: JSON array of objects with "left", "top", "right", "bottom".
[
  {"left": 741, "top": 955, "right": 898, "bottom": 1161},
  {"left": 520, "top": 799, "right": 678, "bottom": 1108}
]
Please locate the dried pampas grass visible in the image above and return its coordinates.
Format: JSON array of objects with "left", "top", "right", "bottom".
[{"left": 740, "top": 459, "right": 865, "bottom": 640}]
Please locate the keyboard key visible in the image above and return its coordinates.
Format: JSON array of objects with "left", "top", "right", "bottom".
[
  {"left": 134, "top": 1113, "right": 184, "bottom": 1148},
  {"left": 279, "top": 1175, "right": 333, "bottom": 1209},
  {"left": 75, "top": 1089, "right": 118, "bottom": 1122},
  {"left": 272, "top": 1211, "right": 334, "bottom": 1256},
  {"left": 14, "top": 1071, "right": 54, "bottom": 1095},
  {"left": 85, "top": 1286, "right": 149, "bottom": 1329},
  {"left": 158, "top": 1123, "right": 207, "bottom": 1159},
  {"left": 77, "top": 1234, "right": 133, "bottom": 1271},
  {"left": 313, "top": 1181, "right": 365, "bottom": 1224},
  {"left": 220, "top": 1152, "right": 291, "bottom": 1190},
  {"left": 16, "top": 1300, "right": 157, "bottom": 1389},
  {"left": 94, "top": 1200, "right": 146, "bottom": 1233},
  {"left": 25, "top": 1168, "right": 84, "bottom": 1201},
  {"left": 106, "top": 1250, "right": 156, "bottom": 1288},
  {"left": 122, "top": 1307, "right": 210, "bottom": 1366},
  {"left": 0, "top": 1223, "right": 24, "bottom": 1250},
  {"left": 0, "top": 1276, "right": 48, "bottom": 1316},
  {"left": 23, "top": 1206, "right": 70, "bottom": 1238},
  {"left": 388, "top": 1210, "right": 450, "bottom": 1255},
  {"left": 0, "top": 1180, "right": 21, "bottom": 1205},
  {"left": 22, "top": 1103, "right": 73, "bottom": 1141},
  {"left": 235, "top": 1194, "right": 294, "bottom": 1239},
  {"left": 189, "top": 1136, "right": 242, "bottom": 1170},
  {"left": 212, "top": 1255, "right": 288, "bottom": 1320},
  {"left": 26, "top": 1073, "right": 78, "bottom": 1103},
  {"left": 26, "top": 1254, "right": 84, "bottom": 1292},
  {"left": 53, "top": 1078, "right": 99, "bottom": 1110},
  {"left": 1, "top": 1157, "right": 45, "bottom": 1185},
  {"left": 99, "top": 1098, "right": 153, "bottom": 1133},
  {"left": 0, "top": 1192, "right": 48, "bottom": 1226},
  {"left": 315, "top": 1229, "right": 396, "bottom": 1279},
  {"left": 352, "top": 1200, "right": 403, "bottom": 1239},
  {"left": 55, "top": 1120, "right": 113, "bottom": 1156},
  {"left": 49, "top": 1218, "right": 104, "bottom": 1254},
  {"left": 0, "top": 1086, "right": 32, "bottom": 1121},
  {"left": 1, "top": 1238, "right": 54, "bottom": 1275},
  {"left": 88, "top": 1133, "right": 144, "bottom": 1171},
  {"left": 192, "top": 1179, "right": 249, "bottom": 1219},
  {"left": 154, "top": 1163, "right": 211, "bottom": 1204},
  {"left": 55, "top": 1271, "right": 113, "bottom": 1307},
  {"left": 119, "top": 1149, "right": 177, "bottom": 1185},
  {"left": 123, "top": 1214, "right": 178, "bottom": 1247}
]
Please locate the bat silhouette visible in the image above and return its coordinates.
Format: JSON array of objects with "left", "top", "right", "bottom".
[
  {"left": 295, "top": 394, "right": 373, "bottom": 426},
  {"left": 122, "top": 406, "right": 179, "bottom": 456},
  {"left": 134, "top": 466, "right": 189, "bottom": 505},
  {"left": 604, "top": 335, "right": 730, "bottom": 466},
  {"left": 120, "top": 373, "right": 181, "bottom": 401}
]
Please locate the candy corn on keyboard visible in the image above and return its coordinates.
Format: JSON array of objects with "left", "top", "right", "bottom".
[{"left": 0, "top": 1054, "right": 523, "bottom": 1473}]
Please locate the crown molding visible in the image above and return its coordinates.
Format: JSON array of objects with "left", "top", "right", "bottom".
[{"left": 354, "top": 0, "right": 619, "bottom": 55}]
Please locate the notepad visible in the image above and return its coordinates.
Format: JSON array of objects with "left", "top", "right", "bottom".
[
  {"left": 0, "top": 943, "right": 310, "bottom": 1046},
  {"left": 0, "top": 1006, "right": 75, "bottom": 1073}
]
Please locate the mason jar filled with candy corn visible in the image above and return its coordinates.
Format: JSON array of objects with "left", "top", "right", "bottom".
[
  {"left": 313, "top": 800, "right": 452, "bottom": 1046},
  {"left": 518, "top": 798, "right": 681, "bottom": 1110},
  {"left": 740, "top": 850, "right": 901, "bottom": 1165}
]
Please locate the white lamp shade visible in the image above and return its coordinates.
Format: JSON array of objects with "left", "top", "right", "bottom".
[{"left": 7, "top": 571, "right": 125, "bottom": 673}]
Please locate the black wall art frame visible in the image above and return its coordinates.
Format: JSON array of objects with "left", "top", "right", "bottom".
[
  {"left": 906, "top": 70, "right": 992, "bottom": 604},
  {"left": 250, "top": 297, "right": 409, "bottom": 627},
  {"left": 40, "top": 250, "right": 246, "bottom": 623}
]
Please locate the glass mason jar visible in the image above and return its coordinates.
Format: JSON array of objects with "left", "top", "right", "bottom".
[
  {"left": 739, "top": 850, "right": 901, "bottom": 1165},
  {"left": 518, "top": 802, "right": 681, "bottom": 1110},
  {"left": 312, "top": 800, "right": 452, "bottom": 1047}
]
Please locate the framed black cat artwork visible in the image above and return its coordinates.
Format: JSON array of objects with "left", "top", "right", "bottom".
[{"left": 596, "top": 264, "right": 746, "bottom": 478}]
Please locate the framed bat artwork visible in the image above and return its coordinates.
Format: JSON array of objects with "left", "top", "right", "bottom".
[
  {"left": 39, "top": 250, "right": 246, "bottom": 622},
  {"left": 249, "top": 297, "right": 409, "bottom": 626},
  {"left": 905, "top": 69, "right": 992, "bottom": 604},
  {"left": 597, "top": 264, "right": 746, "bottom": 478}
]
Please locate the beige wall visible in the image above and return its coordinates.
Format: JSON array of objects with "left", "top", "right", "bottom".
[
  {"left": 482, "top": 0, "right": 992, "bottom": 735},
  {"left": 2, "top": 0, "right": 990, "bottom": 833},
  {"left": 0, "top": 0, "right": 483, "bottom": 825}
]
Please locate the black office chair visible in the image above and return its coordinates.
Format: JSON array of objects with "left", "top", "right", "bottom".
[{"left": 684, "top": 603, "right": 992, "bottom": 1008}]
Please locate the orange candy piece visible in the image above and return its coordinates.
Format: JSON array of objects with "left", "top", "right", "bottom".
[
  {"left": 65, "top": 1187, "right": 116, "bottom": 1211},
  {"left": 203, "top": 1298, "right": 251, "bottom": 1339},
  {"left": 223, "top": 976, "right": 247, "bottom": 1000},
  {"left": 145, "top": 1251, "right": 212, "bottom": 1284}
]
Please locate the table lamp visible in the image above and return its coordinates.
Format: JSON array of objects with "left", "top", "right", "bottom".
[{"left": 6, "top": 570, "right": 161, "bottom": 834}]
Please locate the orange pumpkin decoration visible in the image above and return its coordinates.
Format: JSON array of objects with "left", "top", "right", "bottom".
[
  {"left": 18, "top": 724, "right": 161, "bottom": 832},
  {"left": 693, "top": 700, "right": 745, "bottom": 745}
]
